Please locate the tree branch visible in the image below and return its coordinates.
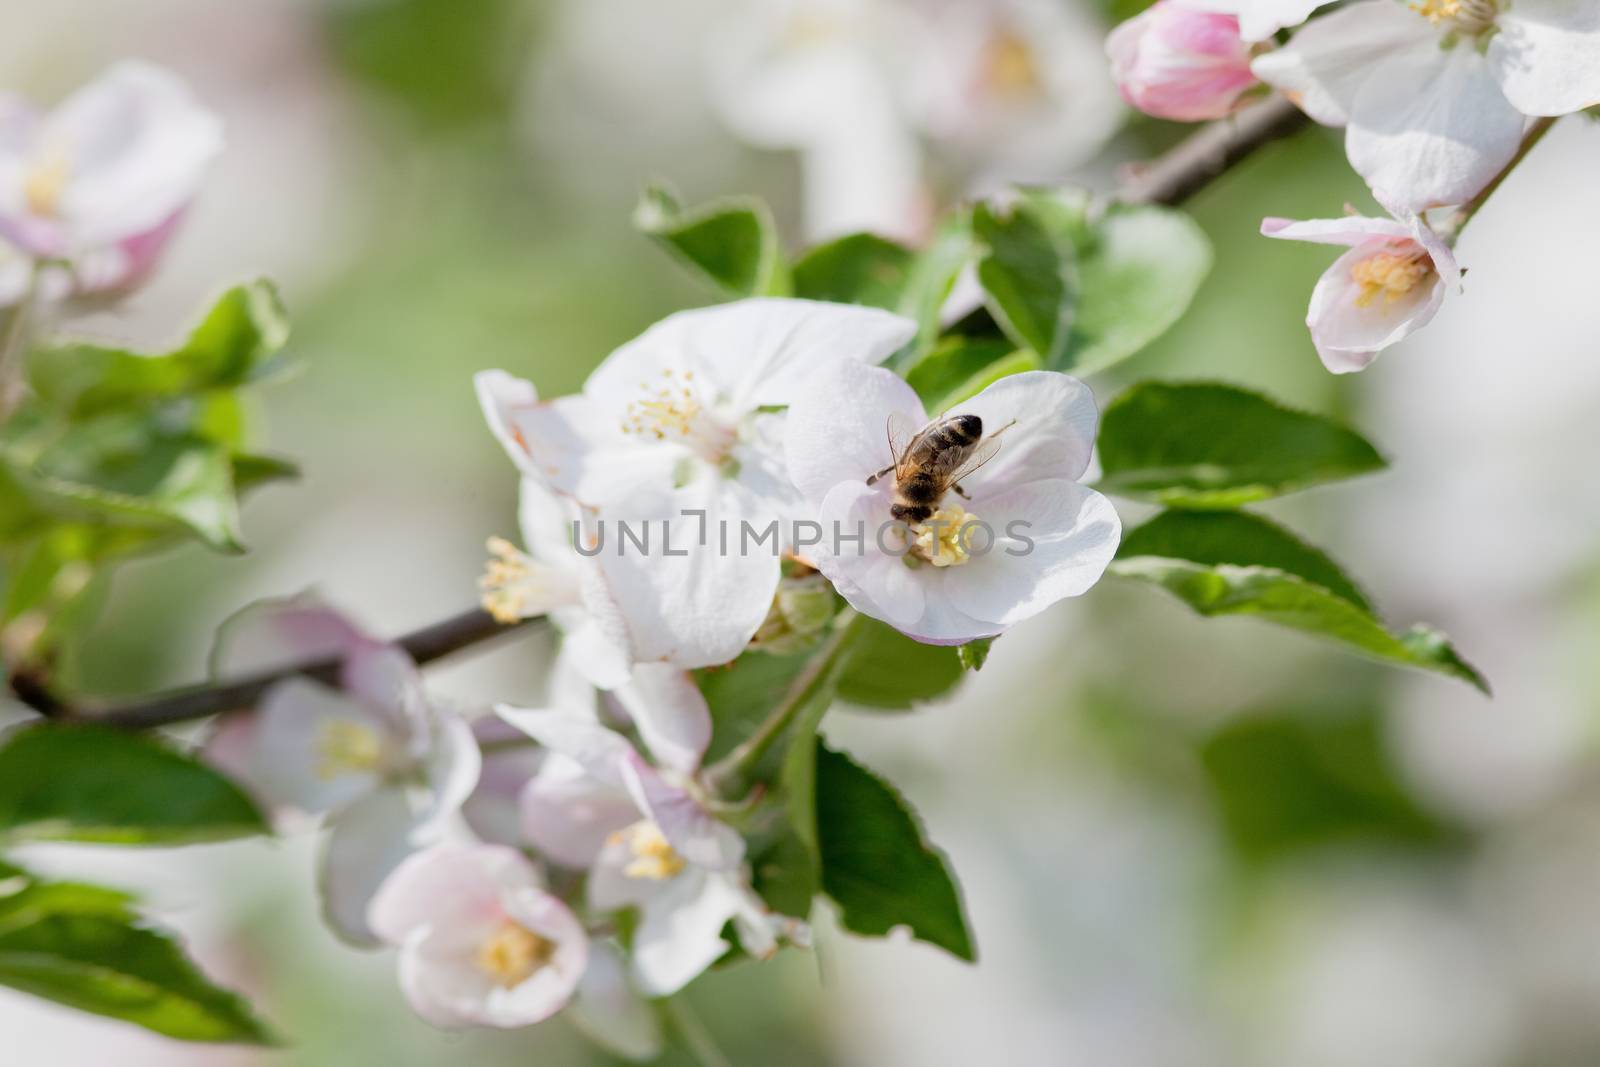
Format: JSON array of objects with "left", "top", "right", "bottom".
[
  {"left": 13, "top": 609, "right": 541, "bottom": 731},
  {"left": 4, "top": 96, "right": 1314, "bottom": 733},
  {"left": 1120, "top": 95, "right": 1310, "bottom": 207}
]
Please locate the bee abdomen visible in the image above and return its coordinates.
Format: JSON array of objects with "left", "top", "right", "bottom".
[{"left": 899, "top": 472, "right": 941, "bottom": 503}]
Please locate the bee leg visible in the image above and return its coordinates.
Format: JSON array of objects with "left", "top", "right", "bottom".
[
  {"left": 866, "top": 465, "right": 894, "bottom": 486},
  {"left": 952, "top": 483, "right": 972, "bottom": 500}
]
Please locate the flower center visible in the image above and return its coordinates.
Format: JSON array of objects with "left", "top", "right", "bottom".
[
  {"left": 1350, "top": 249, "right": 1434, "bottom": 308},
  {"left": 616, "top": 821, "right": 686, "bottom": 881},
  {"left": 475, "top": 920, "right": 554, "bottom": 988},
  {"left": 620, "top": 369, "right": 737, "bottom": 463},
  {"left": 479, "top": 537, "right": 581, "bottom": 624},
  {"left": 980, "top": 28, "right": 1043, "bottom": 98},
  {"left": 23, "top": 148, "right": 71, "bottom": 218},
  {"left": 911, "top": 504, "right": 982, "bottom": 568},
  {"left": 315, "top": 721, "right": 385, "bottom": 780},
  {"left": 1410, "top": 0, "right": 1497, "bottom": 34}
]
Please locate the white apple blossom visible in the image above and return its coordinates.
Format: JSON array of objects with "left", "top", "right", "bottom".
[
  {"left": 0, "top": 61, "right": 221, "bottom": 294},
  {"left": 203, "top": 597, "right": 480, "bottom": 946},
  {"left": 495, "top": 701, "right": 799, "bottom": 996},
  {"left": 1261, "top": 212, "right": 1459, "bottom": 373},
  {"left": 1253, "top": 0, "right": 1600, "bottom": 212},
  {"left": 784, "top": 362, "right": 1121, "bottom": 644},
  {"left": 367, "top": 844, "right": 589, "bottom": 1029},
  {"left": 477, "top": 298, "right": 915, "bottom": 669}
]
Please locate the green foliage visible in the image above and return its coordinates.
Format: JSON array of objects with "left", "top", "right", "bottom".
[
  {"left": 973, "top": 190, "right": 1211, "bottom": 375},
  {"left": 634, "top": 185, "right": 787, "bottom": 298},
  {"left": 835, "top": 618, "right": 964, "bottom": 709},
  {"left": 0, "top": 283, "right": 294, "bottom": 663},
  {"left": 903, "top": 335, "right": 1040, "bottom": 412},
  {"left": 1098, "top": 382, "right": 1386, "bottom": 507},
  {"left": 1112, "top": 511, "right": 1488, "bottom": 691},
  {"left": 0, "top": 862, "right": 275, "bottom": 1044},
  {"left": 28, "top": 283, "right": 290, "bottom": 419},
  {"left": 813, "top": 742, "right": 975, "bottom": 961},
  {"left": 0, "top": 725, "right": 268, "bottom": 846},
  {"left": 1201, "top": 708, "right": 1459, "bottom": 863},
  {"left": 697, "top": 651, "right": 811, "bottom": 765},
  {"left": 973, "top": 197, "right": 1079, "bottom": 367},
  {"left": 793, "top": 234, "right": 914, "bottom": 309},
  {"left": 957, "top": 637, "right": 995, "bottom": 671}
]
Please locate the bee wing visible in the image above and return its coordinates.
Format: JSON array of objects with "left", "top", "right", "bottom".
[
  {"left": 947, "top": 432, "right": 1006, "bottom": 485},
  {"left": 885, "top": 411, "right": 920, "bottom": 466}
]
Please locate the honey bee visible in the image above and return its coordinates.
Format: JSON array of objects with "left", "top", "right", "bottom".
[{"left": 866, "top": 412, "right": 1016, "bottom": 524}]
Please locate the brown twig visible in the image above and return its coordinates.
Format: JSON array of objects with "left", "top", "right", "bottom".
[
  {"left": 1120, "top": 95, "right": 1311, "bottom": 207},
  {"left": 12, "top": 610, "right": 541, "bottom": 730},
  {"left": 6, "top": 96, "right": 1316, "bottom": 732}
]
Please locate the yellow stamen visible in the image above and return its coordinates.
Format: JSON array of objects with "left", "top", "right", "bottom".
[
  {"left": 981, "top": 28, "right": 1042, "bottom": 98},
  {"left": 23, "top": 151, "right": 71, "bottom": 218},
  {"left": 615, "top": 821, "right": 686, "bottom": 881},
  {"left": 1410, "top": 0, "right": 1496, "bottom": 32},
  {"left": 912, "top": 504, "right": 982, "bottom": 568},
  {"left": 1350, "top": 250, "right": 1434, "bottom": 308},
  {"left": 478, "top": 536, "right": 577, "bottom": 624},
  {"left": 315, "top": 721, "right": 384, "bottom": 780},
  {"left": 476, "top": 920, "right": 554, "bottom": 988},
  {"left": 619, "top": 369, "right": 735, "bottom": 461}
]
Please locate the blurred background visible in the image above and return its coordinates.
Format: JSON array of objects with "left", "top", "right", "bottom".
[{"left": 4, "top": 0, "right": 1600, "bottom": 1063}]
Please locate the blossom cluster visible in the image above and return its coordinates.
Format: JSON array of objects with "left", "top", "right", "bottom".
[
  {"left": 1107, "top": 0, "right": 1599, "bottom": 372},
  {"left": 200, "top": 296, "right": 1118, "bottom": 1051}
]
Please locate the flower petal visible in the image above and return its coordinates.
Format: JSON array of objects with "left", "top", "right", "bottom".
[
  {"left": 501, "top": 393, "right": 685, "bottom": 514},
  {"left": 474, "top": 370, "right": 542, "bottom": 479},
  {"left": 587, "top": 298, "right": 916, "bottom": 415},
  {"left": 785, "top": 361, "right": 927, "bottom": 508},
  {"left": 1491, "top": 0, "right": 1600, "bottom": 116},
  {"left": 418, "top": 712, "right": 482, "bottom": 830},
  {"left": 494, "top": 705, "right": 633, "bottom": 786},
  {"left": 1345, "top": 42, "right": 1527, "bottom": 213},
  {"left": 567, "top": 942, "right": 663, "bottom": 1062},
  {"left": 621, "top": 753, "right": 745, "bottom": 871},
  {"left": 955, "top": 370, "right": 1102, "bottom": 492},
  {"left": 610, "top": 663, "right": 712, "bottom": 775},
  {"left": 939, "top": 480, "right": 1121, "bottom": 626},
  {"left": 1250, "top": 0, "right": 1432, "bottom": 126},
  {"left": 207, "top": 594, "right": 369, "bottom": 679},
  {"left": 520, "top": 757, "right": 640, "bottom": 868},
  {"left": 322, "top": 788, "right": 433, "bottom": 946},
  {"left": 1260, "top": 214, "right": 1414, "bottom": 248},
  {"left": 630, "top": 872, "right": 745, "bottom": 996},
  {"left": 368, "top": 842, "right": 539, "bottom": 945},
  {"left": 44, "top": 61, "right": 223, "bottom": 251},
  {"left": 810, "top": 479, "right": 927, "bottom": 628},
  {"left": 1305, "top": 240, "right": 1448, "bottom": 372}
]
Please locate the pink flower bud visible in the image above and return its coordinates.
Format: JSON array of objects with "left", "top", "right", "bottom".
[{"left": 1106, "top": 1, "right": 1258, "bottom": 122}]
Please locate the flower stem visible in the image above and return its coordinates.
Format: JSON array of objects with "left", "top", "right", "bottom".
[
  {"left": 1437, "top": 116, "right": 1558, "bottom": 244},
  {"left": 703, "top": 609, "right": 862, "bottom": 798},
  {"left": 662, "top": 995, "right": 733, "bottom": 1067}
]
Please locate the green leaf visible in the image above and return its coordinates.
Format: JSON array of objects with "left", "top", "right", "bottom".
[
  {"left": 972, "top": 198, "right": 1077, "bottom": 366},
  {"left": 697, "top": 650, "right": 812, "bottom": 766},
  {"left": 1097, "top": 382, "right": 1386, "bottom": 507},
  {"left": 0, "top": 865, "right": 275, "bottom": 1044},
  {"left": 1111, "top": 511, "right": 1488, "bottom": 691},
  {"left": 836, "top": 618, "right": 964, "bottom": 709},
  {"left": 25, "top": 429, "right": 247, "bottom": 553},
  {"left": 793, "top": 233, "right": 913, "bottom": 309},
  {"left": 28, "top": 281, "right": 290, "bottom": 420},
  {"left": 1063, "top": 201, "right": 1210, "bottom": 375},
  {"left": 814, "top": 742, "right": 975, "bottom": 961},
  {"left": 893, "top": 211, "right": 976, "bottom": 362},
  {"left": 1201, "top": 708, "right": 1458, "bottom": 863},
  {"left": 749, "top": 830, "right": 819, "bottom": 920},
  {"left": 0, "top": 725, "right": 269, "bottom": 845},
  {"left": 973, "top": 191, "right": 1211, "bottom": 375},
  {"left": 634, "top": 184, "right": 787, "bottom": 297},
  {"left": 957, "top": 637, "right": 994, "bottom": 671}
]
